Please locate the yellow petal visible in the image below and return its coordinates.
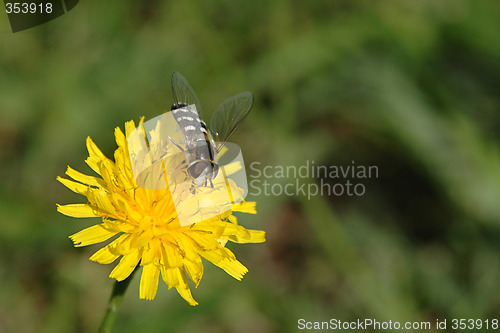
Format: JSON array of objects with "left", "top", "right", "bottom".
[
  {"left": 232, "top": 201, "right": 257, "bottom": 214},
  {"left": 57, "top": 177, "right": 89, "bottom": 196},
  {"left": 125, "top": 120, "right": 137, "bottom": 138},
  {"left": 95, "top": 159, "right": 118, "bottom": 190},
  {"left": 57, "top": 204, "right": 98, "bottom": 218},
  {"left": 160, "top": 266, "right": 198, "bottom": 306},
  {"left": 228, "top": 229, "right": 266, "bottom": 244},
  {"left": 175, "top": 284, "right": 198, "bottom": 306},
  {"left": 141, "top": 238, "right": 161, "bottom": 266},
  {"left": 114, "top": 150, "right": 135, "bottom": 189},
  {"left": 221, "top": 160, "right": 242, "bottom": 176},
  {"left": 114, "top": 126, "right": 127, "bottom": 151},
  {"left": 218, "top": 258, "right": 248, "bottom": 280},
  {"left": 200, "top": 248, "right": 248, "bottom": 280},
  {"left": 183, "top": 258, "right": 203, "bottom": 286},
  {"left": 186, "top": 232, "right": 220, "bottom": 251},
  {"left": 114, "top": 126, "right": 135, "bottom": 185},
  {"left": 114, "top": 196, "right": 144, "bottom": 223},
  {"left": 90, "top": 245, "right": 121, "bottom": 264},
  {"left": 108, "top": 233, "right": 137, "bottom": 255},
  {"left": 65, "top": 166, "right": 103, "bottom": 187},
  {"left": 90, "top": 188, "right": 118, "bottom": 216},
  {"left": 161, "top": 266, "right": 181, "bottom": 288},
  {"left": 160, "top": 242, "right": 183, "bottom": 268},
  {"left": 69, "top": 224, "right": 119, "bottom": 247},
  {"left": 175, "top": 236, "right": 203, "bottom": 285},
  {"left": 85, "top": 137, "right": 107, "bottom": 175},
  {"left": 140, "top": 264, "right": 160, "bottom": 300},
  {"left": 109, "top": 250, "right": 141, "bottom": 281}
]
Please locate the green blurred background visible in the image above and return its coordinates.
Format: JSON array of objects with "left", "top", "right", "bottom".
[{"left": 2, "top": 0, "right": 500, "bottom": 332}]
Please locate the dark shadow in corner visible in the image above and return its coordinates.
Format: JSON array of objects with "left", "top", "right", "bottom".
[{"left": 4, "top": 0, "right": 79, "bottom": 33}]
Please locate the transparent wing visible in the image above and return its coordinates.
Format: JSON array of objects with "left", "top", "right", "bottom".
[
  {"left": 210, "top": 91, "right": 253, "bottom": 151},
  {"left": 171, "top": 72, "right": 203, "bottom": 117}
]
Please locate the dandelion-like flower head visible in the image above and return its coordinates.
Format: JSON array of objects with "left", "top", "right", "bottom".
[{"left": 57, "top": 119, "right": 265, "bottom": 305}]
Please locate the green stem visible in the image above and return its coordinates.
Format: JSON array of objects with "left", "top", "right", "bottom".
[{"left": 98, "top": 266, "right": 139, "bottom": 333}]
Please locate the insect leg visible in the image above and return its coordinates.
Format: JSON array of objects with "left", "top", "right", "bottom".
[
  {"left": 170, "top": 158, "right": 188, "bottom": 187},
  {"left": 190, "top": 182, "right": 197, "bottom": 194},
  {"left": 168, "top": 136, "right": 184, "bottom": 152}
]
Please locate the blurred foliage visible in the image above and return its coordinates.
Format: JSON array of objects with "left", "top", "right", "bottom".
[{"left": 1, "top": 0, "right": 500, "bottom": 332}]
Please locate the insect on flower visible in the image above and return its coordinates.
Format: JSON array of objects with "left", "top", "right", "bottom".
[
  {"left": 169, "top": 72, "right": 254, "bottom": 190},
  {"left": 56, "top": 74, "right": 264, "bottom": 305},
  {"left": 56, "top": 118, "right": 266, "bottom": 304}
]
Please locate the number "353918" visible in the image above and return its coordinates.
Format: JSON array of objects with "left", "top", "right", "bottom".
[{"left": 5, "top": 2, "right": 53, "bottom": 14}]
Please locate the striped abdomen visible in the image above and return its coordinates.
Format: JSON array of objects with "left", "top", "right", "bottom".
[{"left": 171, "top": 104, "right": 218, "bottom": 182}]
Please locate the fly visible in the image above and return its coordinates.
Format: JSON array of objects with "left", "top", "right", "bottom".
[{"left": 169, "top": 71, "right": 254, "bottom": 190}]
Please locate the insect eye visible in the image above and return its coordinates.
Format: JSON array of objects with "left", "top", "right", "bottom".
[
  {"left": 188, "top": 162, "right": 218, "bottom": 179},
  {"left": 188, "top": 162, "right": 209, "bottom": 179}
]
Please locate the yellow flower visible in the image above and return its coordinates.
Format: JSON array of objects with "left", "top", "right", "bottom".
[{"left": 57, "top": 119, "right": 265, "bottom": 305}]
